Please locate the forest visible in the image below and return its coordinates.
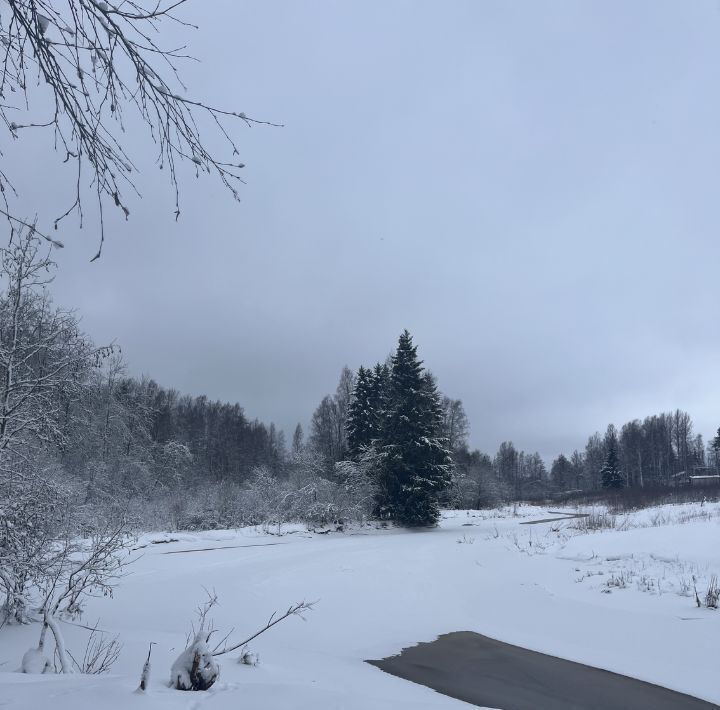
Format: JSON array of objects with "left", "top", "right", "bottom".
[{"left": 1, "top": 225, "right": 717, "bottom": 551}]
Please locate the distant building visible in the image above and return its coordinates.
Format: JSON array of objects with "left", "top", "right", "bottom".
[
  {"left": 672, "top": 467, "right": 719, "bottom": 487},
  {"left": 689, "top": 475, "right": 720, "bottom": 487}
]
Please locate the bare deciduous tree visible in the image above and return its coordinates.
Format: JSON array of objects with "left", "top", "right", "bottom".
[
  {"left": 25, "top": 518, "right": 133, "bottom": 673},
  {"left": 309, "top": 367, "right": 356, "bottom": 473},
  {"left": 439, "top": 396, "right": 469, "bottom": 453},
  {"left": 0, "top": 227, "right": 103, "bottom": 455}
]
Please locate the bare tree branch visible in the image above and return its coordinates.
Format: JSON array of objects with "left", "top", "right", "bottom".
[
  {"left": 0, "top": 1, "right": 279, "bottom": 257},
  {"left": 211, "top": 600, "right": 316, "bottom": 657}
]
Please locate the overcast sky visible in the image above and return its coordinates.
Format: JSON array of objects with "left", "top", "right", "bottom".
[{"left": 8, "top": 0, "right": 720, "bottom": 461}]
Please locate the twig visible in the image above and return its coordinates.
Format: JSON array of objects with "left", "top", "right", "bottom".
[
  {"left": 211, "top": 600, "right": 316, "bottom": 657},
  {"left": 137, "top": 642, "right": 155, "bottom": 691}
]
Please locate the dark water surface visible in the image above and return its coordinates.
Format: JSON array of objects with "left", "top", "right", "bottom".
[{"left": 367, "top": 631, "right": 719, "bottom": 710}]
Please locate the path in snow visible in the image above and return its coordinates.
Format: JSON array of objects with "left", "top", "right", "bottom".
[{"left": 368, "top": 631, "right": 720, "bottom": 710}]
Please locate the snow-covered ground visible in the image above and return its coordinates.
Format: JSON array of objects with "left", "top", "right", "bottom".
[{"left": 1, "top": 502, "right": 719, "bottom": 709}]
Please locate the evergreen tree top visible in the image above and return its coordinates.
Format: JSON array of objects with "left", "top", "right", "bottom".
[{"left": 712, "top": 427, "right": 720, "bottom": 451}]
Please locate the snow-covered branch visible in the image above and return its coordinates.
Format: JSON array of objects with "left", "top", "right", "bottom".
[{"left": 169, "top": 593, "right": 315, "bottom": 691}]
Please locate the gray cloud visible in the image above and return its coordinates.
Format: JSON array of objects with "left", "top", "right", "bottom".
[{"left": 10, "top": 0, "right": 720, "bottom": 461}]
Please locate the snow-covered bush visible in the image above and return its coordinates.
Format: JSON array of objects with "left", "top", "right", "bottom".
[
  {"left": 244, "top": 465, "right": 291, "bottom": 527},
  {"left": 171, "top": 592, "right": 221, "bottom": 690},
  {"left": 0, "top": 462, "right": 74, "bottom": 623},
  {"left": 16, "top": 520, "right": 132, "bottom": 674},
  {"left": 169, "top": 592, "right": 313, "bottom": 691},
  {"left": 40, "top": 520, "right": 132, "bottom": 621},
  {"left": 168, "top": 481, "right": 248, "bottom": 531},
  {"left": 238, "top": 647, "right": 259, "bottom": 666},
  {"left": 1, "top": 473, "right": 133, "bottom": 676},
  {"left": 282, "top": 455, "right": 374, "bottom": 528},
  {"left": 67, "top": 451, "right": 375, "bottom": 536},
  {"left": 704, "top": 576, "right": 719, "bottom": 609},
  {"left": 171, "top": 632, "right": 220, "bottom": 691}
]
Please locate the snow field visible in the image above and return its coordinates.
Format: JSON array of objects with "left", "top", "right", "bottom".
[{"left": 1, "top": 501, "right": 718, "bottom": 709}]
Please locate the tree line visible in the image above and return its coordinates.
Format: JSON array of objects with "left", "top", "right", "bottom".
[
  {"left": 549, "top": 412, "right": 717, "bottom": 493},
  {"left": 310, "top": 370, "right": 719, "bottom": 509},
  {"left": 0, "top": 223, "right": 457, "bottom": 531},
  {"left": 3, "top": 225, "right": 719, "bottom": 542}
]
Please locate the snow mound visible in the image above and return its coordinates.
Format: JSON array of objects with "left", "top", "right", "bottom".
[
  {"left": 170, "top": 632, "right": 220, "bottom": 691},
  {"left": 21, "top": 647, "right": 51, "bottom": 674}
]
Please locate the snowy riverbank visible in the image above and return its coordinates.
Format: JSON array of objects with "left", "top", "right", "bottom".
[{"left": 1, "top": 502, "right": 719, "bottom": 709}]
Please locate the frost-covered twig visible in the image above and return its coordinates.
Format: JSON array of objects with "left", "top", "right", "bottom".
[
  {"left": 211, "top": 600, "right": 316, "bottom": 657},
  {"left": 137, "top": 642, "right": 154, "bottom": 692}
]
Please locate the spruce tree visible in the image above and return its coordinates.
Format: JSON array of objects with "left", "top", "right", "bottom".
[
  {"left": 713, "top": 428, "right": 720, "bottom": 449},
  {"left": 346, "top": 362, "right": 391, "bottom": 460},
  {"left": 551, "top": 453, "right": 572, "bottom": 490},
  {"left": 711, "top": 427, "right": 720, "bottom": 474},
  {"left": 368, "top": 362, "right": 390, "bottom": 437},
  {"left": 600, "top": 439, "right": 624, "bottom": 489},
  {"left": 346, "top": 366, "right": 373, "bottom": 459},
  {"left": 375, "top": 331, "right": 453, "bottom": 526}
]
